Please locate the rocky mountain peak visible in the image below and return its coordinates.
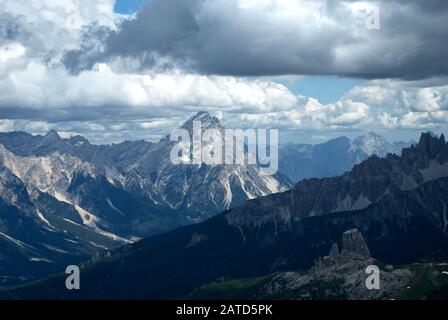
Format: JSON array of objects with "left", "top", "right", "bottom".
[
  {"left": 38, "top": 130, "right": 64, "bottom": 148},
  {"left": 325, "top": 136, "right": 351, "bottom": 145},
  {"left": 129, "top": 111, "right": 291, "bottom": 219},
  {"left": 66, "top": 135, "right": 89, "bottom": 147},
  {"left": 358, "top": 132, "right": 383, "bottom": 142},
  {"left": 189, "top": 111, "right": 215, "bottom": 122},
  {"left": 181, "top": 111, "right": 224, "bottom": 132},
  {"left": 341, "top": 228, "right": 371, "bottom": 258},
  {"left": 313, "top": 229, "right": 371, "bottom": 271},
  {"left": 45, "top": 129, "right": 62, "bottom": 139},
  {"left": 353, "top": 132, "right": 392, "bottom": 156},
  {"left": 416, "top": 132, "right": 447, "bottom": 159}
]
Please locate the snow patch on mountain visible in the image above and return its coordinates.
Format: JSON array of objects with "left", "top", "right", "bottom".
[
  {"left": 29, "top": 257, "right": 52, "bottom": 263},
  {"left": 37, "top": 210, "right": 53, "bottom": 228},
  {"left": 0, "top": 231, "right": 34, "bottom": 250}
]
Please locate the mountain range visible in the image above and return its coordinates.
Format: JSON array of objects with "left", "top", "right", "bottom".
[
  {"left": 5, "top": 132, "right": 447, "bottom": 299},
  {"left": 0, "top": 112, "right": 291, "bottom": 285},
  {"left": 279, "top": 132, "right": 414, "bottom": 182}
]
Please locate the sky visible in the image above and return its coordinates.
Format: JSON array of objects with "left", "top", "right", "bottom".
[
  {"left": 0, "top": 0, "right": 447, "bottom": 144},
  {"left": 114, "top": 0, "right": 149, "bottom": 14},
  {"left": 114, "top": 0, "right": 363, "bottom": 105},
  {"left": 114, "top": 0, "right": 361, "bottom": 104}
]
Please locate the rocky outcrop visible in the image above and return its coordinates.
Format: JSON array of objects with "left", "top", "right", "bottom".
[
  {"left": 260, "top": 229, "right": 411, "bottom": 300},
  {"left": 259, "top": 263, "right": 411, "bottom": 300},
  {"left": 227, "top": 132, "right": 448, "bottom": 228},
  {"left": 341, "top": 229, "right": 371, "bottom": 258},
  {"left": 314, "top": 229, "right": 371, "bottom": 271},
  {"left": 6, "top": 133, "right": 448, "bottom": 300},
  {"left": 127, "top": 111, "right": 292, "bottom": 219}
]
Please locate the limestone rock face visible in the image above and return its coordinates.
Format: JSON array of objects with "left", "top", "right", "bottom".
[
  {"left": 0, "top": 112, "right": 292, "bottom": 286},
  {"left": 314, "top": 229, "right": 370, "bottom": 271},
  {"left": 341, "top": 229, "right": 371, "bottom": 259},
  {"left": 228, "top": 132, "right": 448, "bottom": 230},
  {"left": 260, "top": 229, "right": 411, "bottom": 300},
  {"left": 7, "top": 133, "right": 448, "bottom": 299}
]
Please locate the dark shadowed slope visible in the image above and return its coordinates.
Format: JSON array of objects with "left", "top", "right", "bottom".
[{"left": 5, "top": 133, "right": 448, "bottom": 299}]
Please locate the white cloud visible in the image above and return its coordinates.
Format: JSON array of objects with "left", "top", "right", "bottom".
[
  {"left": 342, "top": 79, "right": 448, "bottom": 129},
  {"left": 0, "top": 42, "right": 26, "bottom": 63},
  {"left": 22, "top": 120, "right": 52, "bottom": 133},
  {"left": 379, "top": 113, "right": 398, "bottom": 129},
  {"left": 0, "top": 0, "right": 118, "bottom": 64},
  {"left": 1, "top": 0, "right": 117, "bottom": 28},
  {"left": 0, "top": 60, "right": 299, "bottom": 111},
  {"left": 0, "top": 0, "right": 446, "bottom": 143},
  {"left": 0, "top": 119, "right": 14, "bottom": 132}
]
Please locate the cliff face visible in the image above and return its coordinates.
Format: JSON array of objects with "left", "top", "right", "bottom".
[
  {"left": 0, "top": 112, "right": 292, "bottom": 286},
  {"left": 341, "top": 229, "right": 371, "bottom": 259},
  {"left": 314, "top": 229, "right": 371, "bottom": 271},
  {"left": 6, "top": 133, "right": 448, "bottom": 300},
  {"left": 260, "top": 229, "right": 410, "bottom": 300},
  {"left": 227, "top": 133, "right": 448, "bottom": 229}
]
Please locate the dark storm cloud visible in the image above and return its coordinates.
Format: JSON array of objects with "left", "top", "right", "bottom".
[
  {"left": 65, "top": 0, "right": 448, "bottom": 80},
  {"left": 342, "top": 0, "right": 448, "bottom": 79},
  {"left": 62, "top": 24, "right": 113, "bottom": 74},
  {"left": 107, "top": 0, "right": 198, "bottom": 57}
]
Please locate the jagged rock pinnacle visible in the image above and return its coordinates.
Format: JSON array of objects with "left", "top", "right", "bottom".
[{"left": 341, "top": 228, "right": 371, "bottom": 258}]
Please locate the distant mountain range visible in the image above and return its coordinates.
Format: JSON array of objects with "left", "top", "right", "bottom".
[
  {"left": 353, "top": 132, "right": 412, "bottom": 157},
  {"left": 279, "top": 132, "right": 414, "bottom": 182},
  {"left": 0, "top": 112, "right": 290, "bottom": 285},
  {"left": 7, "top": 132, "right": 447, "bottom": 299}
]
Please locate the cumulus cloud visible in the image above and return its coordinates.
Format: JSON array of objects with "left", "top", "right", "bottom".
[
  {"left": 66, "top": 0, "right": 448, "bottom": 80},
  {"left": 0, "top": 119, "right": 14, "bottom": 132},
  {"left": 0, "top": 60, "right": 300, "bottom": 117},
  {"left": 344, "top": 79, "right": 448, "bottom": 128},
  {"left": 0, "top": 0, "right": 118, "bottom": 64},
  {"left": 0, "top": 0, "right": 447, "bottom": 143},
  {"left": 226, "top": 78, "right": 448, "bottom": 133}
]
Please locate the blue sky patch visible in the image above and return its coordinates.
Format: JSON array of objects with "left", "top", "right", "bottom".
[{"left": 114, "top": 0, "right": 148, "bottom": 14}]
